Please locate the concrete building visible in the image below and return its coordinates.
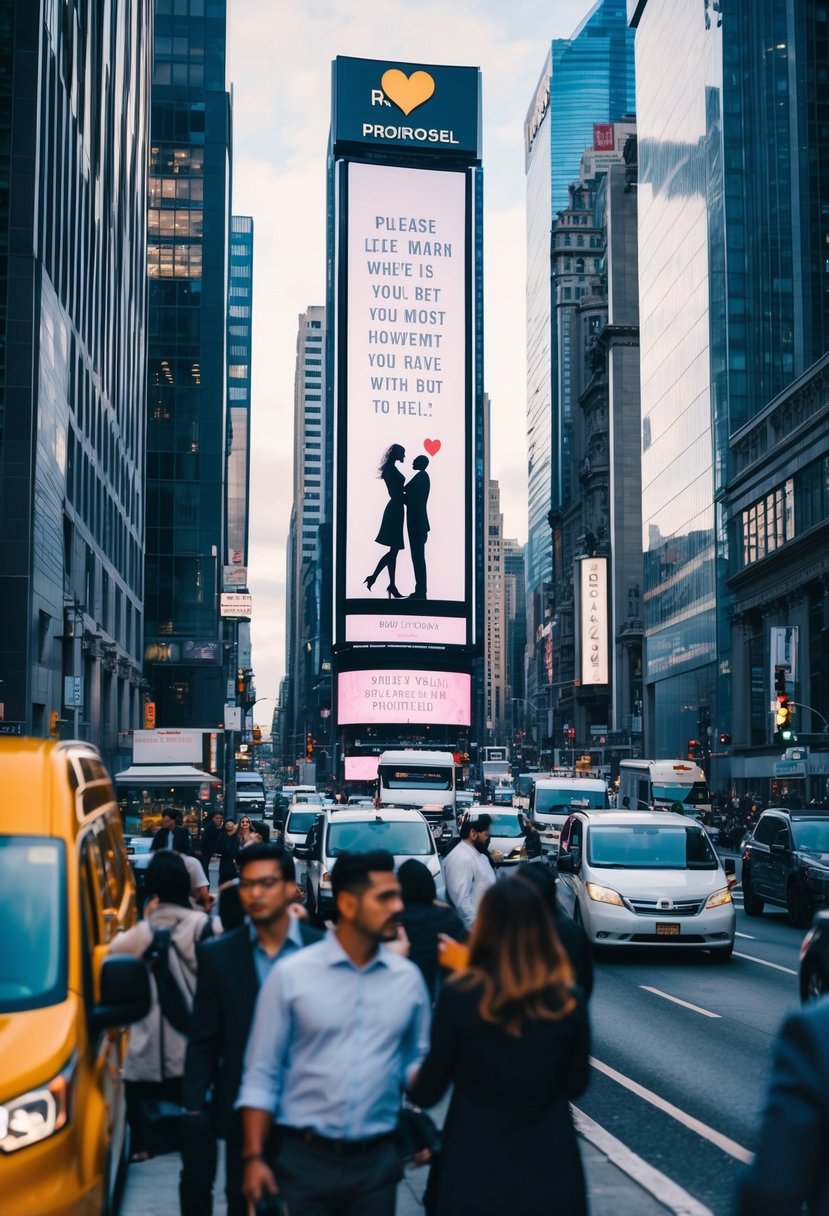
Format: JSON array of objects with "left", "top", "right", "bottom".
[
  {"left": 144, "top": 0, "right": 233, "bottom": 729},
  {"left": 485, "top": 481, "right": 507, "bottom": 744},
  {"left": 504, "top": 539, "right": 527, "bottom": 748},
  {"left": 0, "top": 1, "right": 151, "bottom": 768}
]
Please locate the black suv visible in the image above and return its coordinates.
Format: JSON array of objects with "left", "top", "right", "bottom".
[{"left": 742, "top": 806, "right": 829, "bottom": 928}]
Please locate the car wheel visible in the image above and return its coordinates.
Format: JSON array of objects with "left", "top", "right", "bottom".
[
  {"left": 742, "top": 872, "right": 764, "bottom": 917},
  {"left": 709, "top": 943, "right": 734, "bottom": 962},
  {"left": 801, "top": 960, "right": 829, "bottom": 1002},
  {"left": 786, "top": 880, "right": 811, "bottom": 929}
]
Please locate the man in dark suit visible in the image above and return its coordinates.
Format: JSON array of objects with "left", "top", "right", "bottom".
[
  {"left": 404, "top": 455, "right": 431, "bottom": 599},
  {"left": 198, "top": 810, "right": 225, "bottom": 870},
  {"left": 180, "top": 843, "right": 321, "bottom": 1216},
  {"left": 737, "top": 997, "right": 829, "bottom": 1215},
  {"left": 151, "top": 808, "right": 192, "bottom": 854}
]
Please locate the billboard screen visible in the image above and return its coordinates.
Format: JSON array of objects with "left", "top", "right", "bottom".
[
  {"left": 578, "top": 558, "right": 609, "bottom": 686},
  {"left": 337, "top": 669, "right": 471, "bottom": 726},
  {"left": 336, "top": 160, "right": 472, "bottom": 647},
  {"left": 344, "top": 755, "right": 381, "bottom": 781}
]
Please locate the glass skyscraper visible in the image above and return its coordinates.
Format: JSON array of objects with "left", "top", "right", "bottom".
[
  {"left": 227, "top": 215, "right": 254, "bottom": 565},
  {"left": 632, "top": 0, "right": 829, "bottom": 765},
  {"left": 144, "top": 0, "right": 232, "bottom": 727}
]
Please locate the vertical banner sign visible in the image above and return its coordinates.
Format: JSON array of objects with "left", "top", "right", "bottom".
[
  {"left": 579, "top": 558, "right": 609, "bottom": 686},
  {"left": 338, "top": 161, "right": 471, "bottom": 647}
]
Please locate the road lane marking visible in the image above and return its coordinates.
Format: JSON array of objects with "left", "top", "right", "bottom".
[
  {"left": 572, "top": 1107, "right": 714, "bottom": 1216},
  {"left": 735, "top": 931, "right": 755, "bottom": 939},
  {"left": 639, "top": 985, "right": 721, "bottom": 1019},
  {"left": 733, "top": 951, "right": 797, "bottom": 975},
  {"left": 590, "top": 1056, "right": 753, "bottom": 1164}
]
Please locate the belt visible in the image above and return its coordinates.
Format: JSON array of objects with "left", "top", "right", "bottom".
[{"left": 278, "top": 1125, "right": 394, "bottom": 1156}]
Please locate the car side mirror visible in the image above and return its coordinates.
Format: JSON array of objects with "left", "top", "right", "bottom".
[
  {"left": 723, "top": 857, "right": 736, "bottom": 875},
  {"left": 90, "top": 956, "right": 151, "bottom": 1030},
  {"left": 293, "top": 843, "right": 310, "bottom": 860},
  {"left": 771, "top": 842, "right": 788, "bottom": 856},
  {"left": 557, "top": 853, "right": 575, "bottom": 873}
]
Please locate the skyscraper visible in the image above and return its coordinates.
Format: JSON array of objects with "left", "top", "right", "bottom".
[
  {"left": 0, "top": 1, "right": 151, "bottom": 767},
  {"left": 503, "top": 539, "right": 527, "bottom": 745},
  {"left": 485, "top": 481, "right": 507, "bottom": 744},
  {"left": 524, "top": 0, "right": 635, "bottom": 715},
  {"left": 144, "top": 0, "right": 232, "bottom": 728},
  {"left": 226, "top": 216, "right": 254, "bottom": 566}
]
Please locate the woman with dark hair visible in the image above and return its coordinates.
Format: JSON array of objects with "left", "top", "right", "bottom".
[
  {"left": 398, "top": 859, "right": 466, "bottom": 1000},
  {"left": 409, "top": 879, "right": 589, "bottom": 1215},
  {"left": 364, "top": 443, "right": 405, "bottom": 598}
]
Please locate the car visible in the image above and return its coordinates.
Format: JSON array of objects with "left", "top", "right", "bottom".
[
  {"left": 555, "top": 809, "right": 736, "bottom": 958},
  {"left": 483, "top": 809, "right": 534, "bottom": 867},
  {"left": 282, "top": 806, "right": 324, "bottom": 885},
  {"left": 298, "top": 805, "right": 446, "bottom": 922},
  {"left": 741, "top": 806, "right": 829, "bottom": 928},
  {"left": 0, "top": 739, "right": 150, "bottom": 1216},
  {"left": 799, "top": 911, "right": 829, "bottom": 1001}
]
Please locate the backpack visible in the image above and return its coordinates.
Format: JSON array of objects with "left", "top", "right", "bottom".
[{"left": 142, "top": 926, "right": 198, "bottom": 1036}]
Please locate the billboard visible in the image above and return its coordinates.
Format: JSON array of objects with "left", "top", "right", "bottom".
[
  {"left": 133, "top": 729, "right": 204, "bottom": 764},
  {"left": 577, "top": 558, "right": 609, "bottom": 686},
  {"left": 220, "top": 592, "right": 252, "bottom": 619},
  {"left": 337, "top": 669, "right": 471, "bottom": 726},
  {"left": 344, "top": 755, "right": 381, "bottom": 781},
  {"left": 336, "top": 160, "right": 472, "bottom": 647}
]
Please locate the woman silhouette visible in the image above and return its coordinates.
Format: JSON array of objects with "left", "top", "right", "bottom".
[{"left": 365, "top": 443, "right": 405, "bottom": 598}]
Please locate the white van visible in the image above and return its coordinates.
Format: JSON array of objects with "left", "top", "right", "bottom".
[
  {"left": 377, "top": 750, "right": 457, "bottom": 851},
  {"left": 530, "top": 775, "right": 609, "bottom": 854},
  {"left": 618, "top": 759, "right": 711, "bottom": 816}
]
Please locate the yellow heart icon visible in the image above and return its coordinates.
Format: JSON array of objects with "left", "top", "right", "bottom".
[{"left": 381, "top": 69, "right": 435, "bottom": 117}]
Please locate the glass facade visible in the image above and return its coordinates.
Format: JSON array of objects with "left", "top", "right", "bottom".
[
  {"left": 0, "top": 1, "right": 151, "bottom": 763},
  {"left": 145, "top": 0, "right": 231, "bottom": 727},
  {"left": 227, "top": 215, "right": 253, "bottom": 564}
]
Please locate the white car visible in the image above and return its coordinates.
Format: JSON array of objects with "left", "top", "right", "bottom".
[
  {"left": 555, "top": 810, "right": 736, "bottom": 959},
  {"left": 483, "top": 810, "right": 533, "bottom": 868},
  {"left": 281, "top": 806, "right": 324, "bottom": 886},
  {"left": 298, "top": 805, "right": 445, "bottom": 921}
]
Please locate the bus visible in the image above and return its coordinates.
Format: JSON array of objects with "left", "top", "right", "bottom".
[
  {"left": 618, "top": 759, "right": 711, "bottom": 817},
  {"left": 377, "top": 749, "right": 457, "bottom": 851},
  {"left": 529, "top": 775, "right": 610, "bottom": 853}
]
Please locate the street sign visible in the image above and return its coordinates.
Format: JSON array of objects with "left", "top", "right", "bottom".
[
  {"left": 220, "top": 592, "right": 252, "bottom": 619},
  {"left": 774, "top": 759, "right": 807, "bottom": 777},
  {"left": 224, "top": 705, "right": 242, "bottom": 731},
  {"left": 0, "top": 722, "right": 24, "bottom": 735},
  {"left": 64, "top": 676, "right": 83, "bottom": 708}
]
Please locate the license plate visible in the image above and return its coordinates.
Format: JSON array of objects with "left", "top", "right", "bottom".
[{"left": 656, "top": 922, "right": 680, "bottom": 937}]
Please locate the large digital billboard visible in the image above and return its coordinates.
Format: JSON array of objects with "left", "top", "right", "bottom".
[
  {"left": 337, "top": 669, "right": 471, "bottom": 727},
  {"left": 335, "top": 160, "right": 473, "bottom": 647},
  {"left": 577, "top": 557, "right": 609, "bottom": 686}
]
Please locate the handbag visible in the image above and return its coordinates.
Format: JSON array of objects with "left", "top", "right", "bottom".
[
  {"left": 137, "top": 1098, "right": 188, "bottom": 1157},
  {"left": 395, "top": 1103, "right": 442, "bottom": 1161}
]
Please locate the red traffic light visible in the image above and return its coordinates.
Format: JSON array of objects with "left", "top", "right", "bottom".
[
  {"left": 687, "top": 739, "right": 702, "bottom": 760},
  {"left": 718, "top": 732, "right": 731, "bottom": 746}
]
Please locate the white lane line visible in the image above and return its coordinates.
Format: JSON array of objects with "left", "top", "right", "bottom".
[
  {"left": 590, "top": 1056, "right": 753, "bottom": 1164},
  {"left": 639, "top": 985, "right": 721, "bottom": 1019},
  {"left": 733, "top": 951, "right": 797, "bottom": 975},
  {"left": 572, "top": 1106, "right": 714, "bottom": 1216},
  {"left": 735, "top": 931, "right": 755, "bottom": 939}
]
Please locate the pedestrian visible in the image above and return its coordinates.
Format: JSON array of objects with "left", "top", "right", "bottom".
[
  {"left": 398, "top": 858, "right": 466, "bottom": 1000},
  {"left": 248, "top": 819, "right": 270, "bottom": 844},
  {"left": 217, "top": 818, "right": 241, "bottom": 884},
  {"left": 151, "top": 808, "right": 193, "bottom": 854},
  {"left": 173, "top": 841, "right": 213, "bottom": 912},
  {"left": 236, "top": 816, "right": 254, "bottom": 847},
  {"left": 107, "top": 851, "right": 210, "bottom": 1162},
  {"left": 513, "top": 862, "right": 593, "bottom": 998},
  {"left": 523, "top": 817, "right": 543, "bottom": 860},
  {"left": 442, "top": 812, "right": 496, "bottom": 929},
  {"left": 237, "top": 849, "right": 432, "bottom": 1216},
  {"left": 737, "top": 998, "right": 829, "bottom": 1215},
  {"left": 181, "top": 843, "right": 322, "bottom": 1216},
  {"left": 199, "top": 811, "right": 225, "bottom": 871},
  {"left": 409, "top": 878, "right": 590, "bottom": 1216}
]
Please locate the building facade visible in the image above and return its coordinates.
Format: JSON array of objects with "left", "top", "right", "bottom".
[
  {"left": 504, "top": 539, "right": 527, "bottom": 749},
  {"left": 485, "top": 481, "right": 507, "bottom": 744},
  {"left": 0, "top": 1, "right": 152, "bottom": 769},
  {"left": 144, "top": 0, "right": 232, "bottom": 729},
  {"left": 226, "top": 216, "right": 253, "bottom": 566}
]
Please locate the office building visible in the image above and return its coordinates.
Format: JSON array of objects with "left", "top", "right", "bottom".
[
  {"left": 524, "top": 1, "right": 635, "bottom": 721},
  {"left": 226, "top": 216, "right": 254, "bottom": 566},
  {"left": 630, "top": 0, "right": 829, "bottom": 782},
  {"left": 485, "top": 481, "right": 507, "bottom": 744},
  {"left": 503, "top": 539, "right": 527, "bottom": 747},
  {"left": 144, "top": 0, "right": 233, "bottom": 728},
  {"left": 0, "top": 1, "right": 151, "bottom": 768}
]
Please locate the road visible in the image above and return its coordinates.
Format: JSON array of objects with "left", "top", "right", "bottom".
[{"left": 577, "top": 859, "right": 803, "bottom": 1215}]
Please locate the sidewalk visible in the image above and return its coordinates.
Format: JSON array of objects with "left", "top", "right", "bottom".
[{"left": 122, "top": 1127, "right": 677, "bottom": 1216}]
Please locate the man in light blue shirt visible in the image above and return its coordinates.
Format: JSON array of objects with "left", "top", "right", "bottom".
[{"left": 238, "top": 849, "right": 431, "bottom": 1216}]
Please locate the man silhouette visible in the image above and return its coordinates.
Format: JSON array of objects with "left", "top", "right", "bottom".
[{"left": 404, "top": 455, "right": 430, "bottom": 599}]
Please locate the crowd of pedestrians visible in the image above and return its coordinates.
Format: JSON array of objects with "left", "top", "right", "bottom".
[{"left": 117, "top": 802, "right": 829, "bottom": 1216}]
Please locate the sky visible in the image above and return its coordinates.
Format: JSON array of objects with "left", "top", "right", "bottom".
[{"left": 228, "top": 0, "right": 594, "bottom": 712}]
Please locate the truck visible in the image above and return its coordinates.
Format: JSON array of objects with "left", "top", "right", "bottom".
[
  {"left": 377, "top": 749, "right": 457, "bottom": 852},
  {"left": 295, "top": 759, "right": 317, "bottom": 788},
  {"left": 235, "top": 770, "right": 266, "bottom": 815},
  {"left": 529, "top": 774, "right": 610, "bottom": 854},
  {"left": 618, "top": 759, "right": 711, "bottom": 817}
]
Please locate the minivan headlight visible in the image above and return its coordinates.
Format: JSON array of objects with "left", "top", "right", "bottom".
[
  {"left": 705, "top": 887, "right": 733, "bottom": 910},
  {"left": 585, "top": 882, "right": 624, "bottom": 907},
  {"left": 0, "top": 1055, "right": 75, "bottom": 1153}
]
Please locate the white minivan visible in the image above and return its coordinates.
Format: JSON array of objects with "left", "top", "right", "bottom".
[
  {"left": 530, "top": 776, "right": 609, "bottom": 854},
  {"left": 555, "top": 810, "right": 736, "bottom": 958}
]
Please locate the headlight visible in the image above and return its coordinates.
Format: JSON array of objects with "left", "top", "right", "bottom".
[
  {"left": 0, "top": 1056, "right": 75, "bottom": 1154},
  {"left": 585, "top": 882, "right": 624, "bottom": 907},
  {"left": 705, "top": 887, "right": 733, "bottom": 909}
]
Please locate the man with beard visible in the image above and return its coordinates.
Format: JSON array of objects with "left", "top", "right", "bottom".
[
  {"left": 238, "top": 850, "right": 431, "bottom": 1216},
  {"left": 442, "top": 812, "right": 496, "bottom": 930}
]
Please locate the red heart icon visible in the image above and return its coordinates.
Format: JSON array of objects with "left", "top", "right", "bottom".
[{"left": 424, "top": 438, "right": 441, "bottom": 456}]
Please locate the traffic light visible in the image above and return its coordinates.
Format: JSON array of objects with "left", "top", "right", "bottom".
[
  {"left": 718, "top": 732, "right": 731, "bottom": 746},
  {"left": 775, "top": 693, "right": 794, "bottom": 742},
  {"left": 252, "top": 726, "right": 262, "bottom": 745},
  {"left": 306, "top": 732, "right": 314, "bottom": 759},
  {"left": 687, "top": 738, "right": 702, "bottom": 761}
]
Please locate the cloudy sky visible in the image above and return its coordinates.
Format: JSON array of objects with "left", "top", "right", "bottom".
[{"left": 228, "top": 0, "right": 594, "bottom": 710}]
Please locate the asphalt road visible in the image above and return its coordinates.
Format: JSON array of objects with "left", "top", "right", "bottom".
[{"left": 576, "top": 860, "right": 804, "bottom": 1215}]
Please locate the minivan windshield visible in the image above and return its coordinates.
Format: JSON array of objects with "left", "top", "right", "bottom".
[
  {"left": 327, "top": 820, "right": 434, "bottom": 856},
  {"left": 379, "top": 767, "right": 453, "bottom": 791},
  {"left": 487, "top": 813, "right": 525, "bottom": 838},
  {"left": 792, "top": 818, "right": 829, "bottom": 852},
  {"left": 587, "top": 824, "right": 718, "bottom": 870},
  {"left": 286, "top": 810, "right": 320, "bottom": 836},
  {"left": 535, "top": 787, "right": 607, "bottom": 814},
  {"left": 0, "top": 837, "right": 67, "bottom": 1012}
]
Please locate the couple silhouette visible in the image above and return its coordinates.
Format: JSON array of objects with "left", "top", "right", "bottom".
[{"left": 364, "top": 443, "right": 430, "bottom": 600}]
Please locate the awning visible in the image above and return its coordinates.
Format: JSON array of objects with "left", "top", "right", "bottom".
[{"left": 115, "top": 764, "right": 220, "bottom": 786}]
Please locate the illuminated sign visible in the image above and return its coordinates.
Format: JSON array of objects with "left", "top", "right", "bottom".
[
  {"left": 578, "top": 558, "right": 608, "bottom": 686},
  {"left": 337, "top": 669, "right": 471, "bottom": 726},
  {"left": 220, "top": 592, "right": 252, "bottom": 619},
  {"left": 133, "top": 729, "right": 203, "bottom": 764},
  {"left": 336, "top": 160, "right": 471, "bottom": 648},
  {"left": 332, "top": 56, "right": 480, "bottom": 159},
  {"left": 344, "top": 755, "right": 381, "bottom": 781}
]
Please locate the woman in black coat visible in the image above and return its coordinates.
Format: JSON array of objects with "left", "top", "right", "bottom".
[
  {"left": 409, "top": 878, "right": 589, "bottom": 1216},
  {"left": 398, "top": 859, "right": 466, "bottom": 1000},
  {"left": 364, "top": 443, "right": 405, "bottom": 598}
]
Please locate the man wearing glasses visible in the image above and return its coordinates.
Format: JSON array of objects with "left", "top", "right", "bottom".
[{"left": 181, "top": 843, "right": 322, "bottom": 1215}]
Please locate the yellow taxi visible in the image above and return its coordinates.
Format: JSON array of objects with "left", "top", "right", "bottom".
[{"left": 0, "top": 738, "right": 149, "bottom": 1215}]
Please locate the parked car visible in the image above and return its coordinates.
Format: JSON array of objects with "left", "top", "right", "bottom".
[
  {"left": 555, "top": 809, "right": 736, "bottom": 959},
  {"left": 0, "top": 739, "right": 150, "bottom": 1216},
  {"left": 297, "top": 805, "right": 445, "bottom": 922},
  {"left": 742, "top": 806, "right": 829, "bottom": 928},
  {"left": 800, "top": 911, "right": 829, "bottom": 1001}
]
